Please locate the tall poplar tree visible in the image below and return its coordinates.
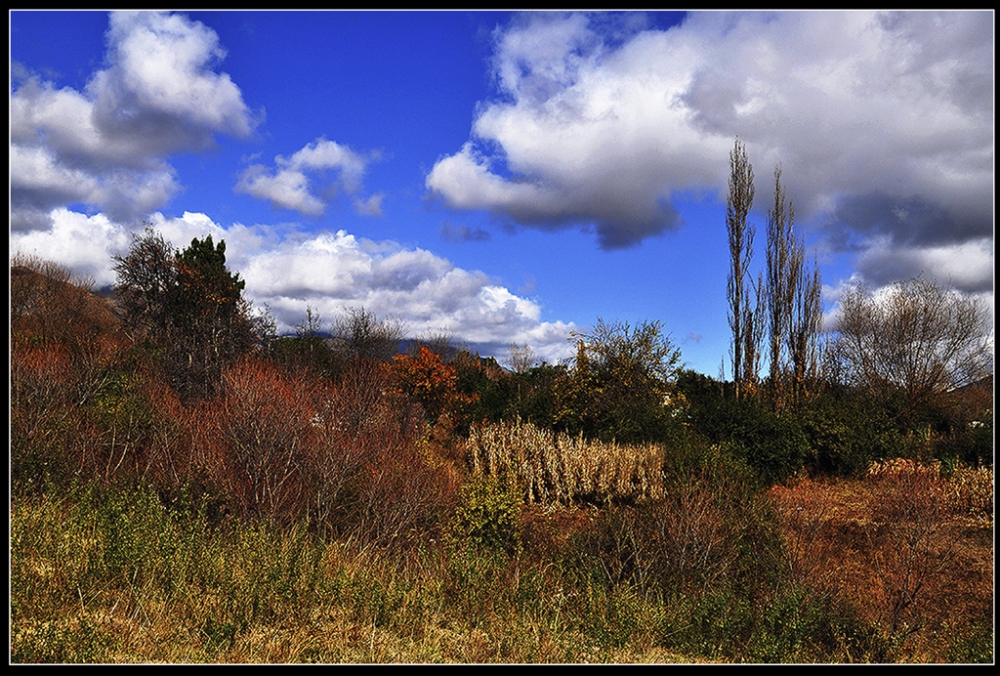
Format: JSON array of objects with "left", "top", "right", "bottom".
[
  {"left": 766, "top": 165, "right": 796, "bottom": 411},
  {"left": 765, "top": 166, "right": 821, "bottom": 412},
  {"left": 726, "top": 138, "right": 758, "bottom": 399}
]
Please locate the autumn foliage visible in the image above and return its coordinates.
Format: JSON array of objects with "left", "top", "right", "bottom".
[
  {"left": 389, "top": 344, "right": 479, "bottom": 425},
  {"left": 9, "top": 246, "right": 993, "bottom": 664}
]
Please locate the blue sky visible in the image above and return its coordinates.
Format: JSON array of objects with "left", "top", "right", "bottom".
[{"left": 10, "top": 10, "right": 994, "bottom": 375}]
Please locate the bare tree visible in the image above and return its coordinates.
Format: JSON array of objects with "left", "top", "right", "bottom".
[
  {"left": 414, "top": 328, "right": 461, "bottom": 362},
  {"left": 726, "top": 137, "right": 757, "bottom": 399},
  {"left": 112, "top": 227, "right": 179, "bottom": 344},
  {"left": 295, "top": 305, "right": 324, "bottom": 341},
  {"left": 765, "top": 165, "right": 797, "bottom": 411},
  {"left": 831, "top": 275, "right": 993, "bottom": 416},
  {"left": 330, "top": 306, "right": 405, "bottom": 363},
  {"left": 505, "top": 342, "right": 537, "bottom": 374}
]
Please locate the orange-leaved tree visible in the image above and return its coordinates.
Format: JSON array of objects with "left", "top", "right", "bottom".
[{"left": 389, "top": 344, "right": 479, "bottom": 425}]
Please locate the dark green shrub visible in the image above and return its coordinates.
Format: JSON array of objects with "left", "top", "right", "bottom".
[
  {"left": 799, "top": 400, "right": 904, "bottom": 477},
  {"left": 88, "top": 483, "right": 174, "bottom": 583},
  {"left": 689, "top": 396, "right": 808, "bottom": 485},
  {"left": 934, "top": 408, "right": 993, "bottom": 468},
  {"left": 450, "top": 476, "right": 522, "bottom": 555}
]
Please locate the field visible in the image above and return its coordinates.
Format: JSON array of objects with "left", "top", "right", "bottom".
[
  {"left": 767, "top": 462, "right": 993, "bottom": 663},
  {"left": 10, "top": 453, "right": 993, "bottom": 664}
]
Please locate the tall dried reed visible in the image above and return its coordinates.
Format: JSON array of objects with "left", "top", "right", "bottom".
[{"left": 466, "top": 419, "right": 666, "bottom": 506}]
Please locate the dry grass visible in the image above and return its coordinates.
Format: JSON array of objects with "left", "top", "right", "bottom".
[
  {"left": 12, "top": 455, "right": 992, "bottom": 664},
  {"left": 769, "top": 462, "right": 993, "bottom": 662},
  {"left": 466, "top": 418, "right": 666, "bottom": 506}
]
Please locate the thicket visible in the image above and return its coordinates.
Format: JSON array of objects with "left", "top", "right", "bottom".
[{"left": 9, "top": 244, "right": 993, "bottom": 664}]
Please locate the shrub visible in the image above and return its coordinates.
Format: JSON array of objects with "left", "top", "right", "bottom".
[
  {"left": 864, "top": 459, "right": 966, "bottom": 641},
  {"left": 10, "top": 343, "right": 78, "bottom": 493},
  {"left": 450, "top": 476, "right": 522, "bottom": 556},
  {"left": 566, "top": 443, "right": 781, "bottom": 600},
  {"left": 934, "top": 409, "right": 994, "bottom": 469},
  {"left": 692, "top": 396, "right": 809, "bottom": 485},
  {"left": 308, "top": 359, "right": 458, "bottom": 549},
  {"left": 389, "top": 345, "right": 478, "bottom": 425},
  {"left": 192, "top": 357, "right": 320, "bottom": 525},
  {"left": 799, "top": 399, "right": 904, "bottom": 478}
]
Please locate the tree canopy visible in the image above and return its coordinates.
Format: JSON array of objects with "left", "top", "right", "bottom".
[
  {"left": 829, "top": 275, "right": 993, "bottom": 422},
  {"left": 113, "top": 228, "right": 256, "bottom": 403}
]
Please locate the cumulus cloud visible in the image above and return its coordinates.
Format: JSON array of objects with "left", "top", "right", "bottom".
[
  {"left": 9, "top": 210, "right": 578, "bottom": 365},
  {"left": 9, "top": 208, "right": 131, "bottom": 286},
  {"left": 426, "top": 11, "right": 993, "bottom": 291},
  {"left": 236, "top": 138, "right": 383, "bottom": 217},
  {"left": 234, "top": 225, "right": 577, "bottom": 362},
  {"left": 10, "top": 11, "right": 257, "bottom": 229}
]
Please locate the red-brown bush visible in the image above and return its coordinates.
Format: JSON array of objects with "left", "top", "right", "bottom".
[
  {"left": 184, "top": 356, "right": 460, "bottom": 546},
  {"left": 189, "top": 357, "right": 321, "bottom": 524},
  {"left": 310, "top": 358, "right": 461, "bottom": 548}
]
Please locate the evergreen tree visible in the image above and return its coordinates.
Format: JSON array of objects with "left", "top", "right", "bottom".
[{"left": 113, "top": 228, "right": 256, "bottom": 403}]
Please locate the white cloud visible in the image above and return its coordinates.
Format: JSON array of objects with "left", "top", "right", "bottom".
[
  {"left": 427, "top": 10, "right": 993, "bottom": 267},
  {"left": 236, "top": 138, "right": 381, "bottom": 217},
  {"left": 232, "top": 225, "right": 578, "bottom": 361},
  {"left": 10, "top": 11, "right": 257, "bottom": 228},
  {"left": 353, "top": 194, "right": 385, "bottom": 217},
  {"left": 92, "top": 11, "right": 256, "bottom": 139},
  {"left": 237, "top": 165, "right": 326, "bottom": 217},
  {"left": 8, "top": 209, "right": 131, "bottom": 287}
]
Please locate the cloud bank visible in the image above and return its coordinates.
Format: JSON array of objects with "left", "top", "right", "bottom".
[
  {"left": 10, "top": 11, "right": 259, "bottom": 230},
  {"left": 426, "top": 11, "right": 993, "bottom": 292}
]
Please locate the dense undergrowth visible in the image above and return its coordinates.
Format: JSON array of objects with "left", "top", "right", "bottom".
[
  {"left": 11, "top": 457, "right": 993, "bottom": 663},
  {"left": 9, "top": 255, "right": 994, "bottom": 664},
  {"left": 11, "top": 413, "right": 993, "bottom": 664}
]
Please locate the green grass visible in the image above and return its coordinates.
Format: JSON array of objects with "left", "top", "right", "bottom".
[{"left": 10, "top": 477, "right": 923, "bottom": 664}]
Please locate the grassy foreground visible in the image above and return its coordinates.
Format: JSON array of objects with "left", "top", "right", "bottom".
[
  {"left": 11, "top": 483, "right": 692, "bottom": 664},
  {"left": 10, "top": 457, "right": 993, "bottom": 664}
]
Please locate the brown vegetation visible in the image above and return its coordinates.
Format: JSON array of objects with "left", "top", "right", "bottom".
[
  {"left": 770, "top": 462, "right": 993, "bottom": 661},
  {"left": 9, "top": 250, "right": 993, "bottom": 664}
]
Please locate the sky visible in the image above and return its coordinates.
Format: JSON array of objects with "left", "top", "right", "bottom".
[{"left": 9, "top": 10, "right": 995, "bottom": 376}]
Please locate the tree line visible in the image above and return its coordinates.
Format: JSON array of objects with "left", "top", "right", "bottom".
[
  {"left": 724, "top": 137, "right": 991, "bottom": 431},
  {"left": 10, "top": 144, "right": 993, "bottom": 501}
]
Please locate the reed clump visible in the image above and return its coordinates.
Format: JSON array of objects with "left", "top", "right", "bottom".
[{"left": 466, "top": 418, "right": 667, "bottom": 507}]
